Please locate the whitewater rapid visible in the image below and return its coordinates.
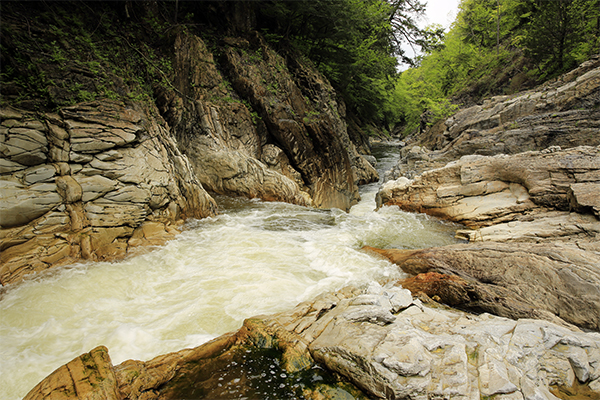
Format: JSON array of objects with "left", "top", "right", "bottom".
[{"left": 0, "top": 145, "right": 461, "bottom": 399}]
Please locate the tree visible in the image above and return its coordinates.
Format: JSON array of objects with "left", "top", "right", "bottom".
[
  {"left": 524, "top": 0, "right": 600, "bottom": 77},
  {"left": 257, "top": 0, "right": 429, "bottom": 121}
]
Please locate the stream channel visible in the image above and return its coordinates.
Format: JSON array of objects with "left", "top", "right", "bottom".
[{"left": 0, "top": 143, "right": 462, "bottom": 399}]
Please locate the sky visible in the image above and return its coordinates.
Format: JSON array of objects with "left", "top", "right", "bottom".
[
  {"left": 398, "top": 0, "right": 460, "bottom": 69},
  {"left": 422, "top": 0, "right": 460, "bottom": 30}
]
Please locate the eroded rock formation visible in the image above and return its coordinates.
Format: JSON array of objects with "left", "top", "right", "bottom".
[
  {"left": 23, "top": 346, "right": 120, "bottom": 400},
  {"left": 371, "top": 61, "right": 600, "bottom": 368},
  {"left": 0, "top": 26, "right": 380, "bottom": 285},
  {"left": 364, "top": 243, "right": 600, "bottom": 332},
  {"left": 157, "top": 30, "right": 377, "bottom": 211},
  {"left": 377, "top": 146, "right": 600, "bottom": 237},
  {"left": 24, "top": 285, "right": 600, "bottom": 400},
  {"left": 0, "top": 102, "right": 217, "bottom": 285}
]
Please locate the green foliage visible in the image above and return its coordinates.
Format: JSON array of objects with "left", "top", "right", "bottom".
[
  {"left": 393, "top": 0, "right": 600, "bottom": 135},
  {"left": 388, "top": 67, "right": 459, "bottom": 134},
  {"left": 453, "top": 0, "right": 600, "bottom": 80},
  {"left": 0, "top": 1, "right": 177, "bottom": 110},
  {"left": 523, "top": 0, "right": 600, "bottom": 78},
  {"left": 257, "top": 0, "right": 429, "bottom": 122}
]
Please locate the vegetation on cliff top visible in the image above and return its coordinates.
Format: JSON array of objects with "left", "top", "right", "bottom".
[
  {"left": 394, "top": 0, "right": 600, "bottom": 135},
  {"left": 0, "top": 1, "right": 427, "bottom": 121},
  {"left": 1, "top": 0, "right": 598, "bottom": 137},
  {"left": 0, "top": 1, "right": 181, "bottom": 111}
]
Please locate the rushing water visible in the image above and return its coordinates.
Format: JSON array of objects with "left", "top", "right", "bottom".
[{"left": 0, "top": 144, "right": 461, "bottom": 399}]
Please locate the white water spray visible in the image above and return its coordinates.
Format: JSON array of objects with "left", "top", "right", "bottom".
[{"left": 0, "top": 145, "right": 461, "bottom": 399}]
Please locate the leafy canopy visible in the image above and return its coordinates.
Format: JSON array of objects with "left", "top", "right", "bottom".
[
  {"left": 391, "top": 0, "right": 600, "bottom": 136},
  {"left": 257, "top": 0, "right": 431, "bottom": 122}
]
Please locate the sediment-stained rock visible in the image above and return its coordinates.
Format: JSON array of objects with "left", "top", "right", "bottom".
[
  {"left": 23, "top": 346, "right": 120, "bottom": 400},
  {"left": 26, "top": 285, "right": 600, "bottom": 400},
  {"left": 364, "top": 243, "right": 600, "bottom": 332},
  {"left": 0, "top": 102, "right": 217, "bottom": 286}
]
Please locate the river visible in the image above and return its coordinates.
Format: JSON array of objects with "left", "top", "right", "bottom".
[{"left": 0, "top": 144, "right": 461, "bottom": 399}]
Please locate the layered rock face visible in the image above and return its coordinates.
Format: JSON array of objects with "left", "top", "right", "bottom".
[
  {"left": 25, "top": 285, "right": 600, "bottom": 400},
  {"left": 157, "top": 31, "right": 377, "bottom": 212},
  {"left": 386, "top": 58, "right": 600, "bottom": 180},
  {"left": 358, "top": 60, "right": 600, "bottom": 398},
  {"left": 365, "top": 243, "right": 600, "bottom": 332},
  {"left": 378, "top": 146, "right": 600, "bottom": 237},
  {"left": 376, "top": 146, "right": 600, "bottom": 329},
  {"left": 0, "top": 27, "right": 378, "bottom": 285},
  {"left": 23, "top": 346, "right": 120, "bottom": 400},
  {"left": 0, "top": 102, "right": 217, "bottom": 285}
]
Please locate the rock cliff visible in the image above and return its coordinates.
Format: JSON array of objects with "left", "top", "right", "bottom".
[
  {"left": 157, "top": 30, "right": 376, "bottom": 211},
  {"left": 0, "top": 102, "right": 217, "bottom": 286},
  {"left": 0, "top": 3, "right": 377, "bottom": 285},
  {"left": 385, "top": 57, "right": 600, "bottom": 180},
  {"left": 374, "top": 62, "right": 600, "bottom": 340}
]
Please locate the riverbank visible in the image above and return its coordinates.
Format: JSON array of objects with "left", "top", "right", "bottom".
[
  {"left": 20, "top": 57, "right": 600, "bottom": 398},
  {"left": 3, "top": 2, "right": 599, "bottom": 397}
]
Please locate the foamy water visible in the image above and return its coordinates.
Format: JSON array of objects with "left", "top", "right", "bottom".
[{"left": 0, "top": 145, "right": 461, "bottom": 399}]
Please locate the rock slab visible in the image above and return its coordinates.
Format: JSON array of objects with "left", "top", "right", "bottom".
[
  {"left": 24, "top": 285, "right": 600, "bottom": 400},
  {"left": 0, "top": 102, "right": 217, "bottom": 286}
]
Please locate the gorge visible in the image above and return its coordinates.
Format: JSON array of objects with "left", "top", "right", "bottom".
[{"left": 1, "top": 1, "right": 600, "bottom": 399}]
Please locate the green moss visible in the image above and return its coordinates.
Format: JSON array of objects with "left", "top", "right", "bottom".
[
  {"left": 1, "top": 2, "right": 177, "bottom": 111},
  {"left": 165, "top": 346, "right": 367, "bottom": 400}
]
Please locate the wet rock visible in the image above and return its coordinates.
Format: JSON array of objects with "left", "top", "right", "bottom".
[
  {"left": 0, "top": 101, "right": 217, "bottom": 286},
  {"left": 128, "top": 221, "right": 181, "bottom": 249},
  {"left": 364, "top": 242, "right": 600, "bottom": 332},
  {"left": 24, "top": 284, "right": 600, "bottom": 400},
  {"left": 23, "top": 346, "right": 120, "bottom": 400}
]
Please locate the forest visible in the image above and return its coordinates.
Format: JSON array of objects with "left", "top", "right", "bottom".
[
  {"left": 1, "top": 0, "right": 599, "bottom": 136},
  {"left": 256, "top": 0, "right": 600, "bottom": 136},
  {"left": 262, "top": 0, "right": 600, "bottom": 136}
]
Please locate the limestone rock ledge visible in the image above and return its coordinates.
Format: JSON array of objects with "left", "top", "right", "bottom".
[
  {"left": 24, "top": 285, "right": 600, "bottom": 400},
  {"left": 374, "top": 146, "right": 600, "bottom": 337},
  {"left": 377, "top": 146, "right": 600, "bottom": 238},
  {"left": 0, "top": 102, "right": 217, "bottom": 286},
  {"left": 364, "top": 242, "right": 600, "bottom": 332}
]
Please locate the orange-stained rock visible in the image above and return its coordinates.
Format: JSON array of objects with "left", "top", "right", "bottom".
[
  {"left": 397, "top": 272, "right": 472, "bottom": 306},
  {"left": 364, "top": 243, "right": 600, "bottom": 332},
  {"left": 23, "top": 346, "right": 120, "bottom": 400}
]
